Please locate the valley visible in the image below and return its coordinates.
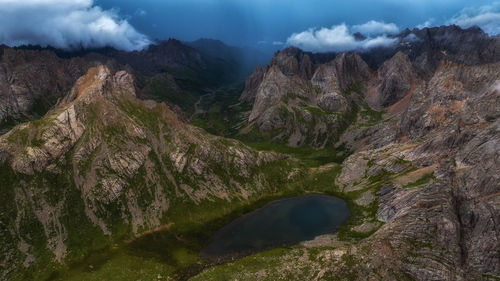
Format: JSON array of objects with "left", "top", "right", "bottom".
[{"left": 0, "top": 24, "right": 498, "bottom": 281}]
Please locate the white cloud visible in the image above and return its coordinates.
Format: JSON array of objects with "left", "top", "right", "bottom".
[
  {"left": 362, "top": 36, "right": 397, "bottom": 49},
  {"left": 286, "top": 22, "right": 398, "bottom": 53},
  {"left": 352, "top": 20, "right": 399, "bottom": 35},
  {"left": 417, "top": 19, "right": 435, "bottom": 29},
  {"left": 287, "top": 24, "right": 358, "bottom": 52},
  {"left": 447, "top": 2, "right": 500, "bottom": 35},
  {"left": 272, "top": 41, "right": 284, "bottom": 45},
  {"left": 0, "top": 0, "right": 150, "bottom": 51}
]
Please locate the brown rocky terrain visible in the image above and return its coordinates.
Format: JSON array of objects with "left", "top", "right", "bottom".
[
  {"left": 323, "top": 58, "right": 500, "bottom": 279},
  {"left": 191, "top": 25, "right": 500, "bottom": 280},
  {"left": 240, "top": 25, "right": 500, "bottom": 148}
]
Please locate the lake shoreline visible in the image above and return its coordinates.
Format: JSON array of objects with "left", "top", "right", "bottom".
[{"left": 200, "top": 193, "right": 350, "bottom": 263}]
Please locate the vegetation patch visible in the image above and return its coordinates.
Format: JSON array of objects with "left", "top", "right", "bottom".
[
  {"left": 243, "top": 141, "right": 352, "bottom": 167},
  {"left": 402, "top": 172, "right": 436, "bottom": 189},
  {"left": 359, "top": 107, "right": 384, "bottom": 125}
]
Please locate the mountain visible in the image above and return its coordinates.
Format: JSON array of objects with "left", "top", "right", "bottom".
[
  {"left": 0, "top": 25, "right": 499, "bottom": 281},
  {"left": 0, "top": 65, "right": 292, "bottom": 280},
  {"left": 239, "top": 48, "right": 371, "bottom": 148},
  {"left": 360, "top": 25, "right": 500, "bottom": 73},
  {"left": 0, "top": 39, "right": 246, "bottom": 133},
  {"left": 238, "top": 25, "right": 500, "bottom": 148},
  {"left": 238, "top": 46, "right": 374, "bottom": 148},
  {"left": 194, "top": 24, "right": 498, "bottom": 280}
]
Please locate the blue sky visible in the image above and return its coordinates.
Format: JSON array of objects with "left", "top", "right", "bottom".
[{"left": 0, "top": 0, "right": 498, "bottom": 51}]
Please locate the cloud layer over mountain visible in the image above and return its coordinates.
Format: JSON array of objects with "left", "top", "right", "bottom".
[
  {"left": 286, "top": 21, "right": 398, "bottom": 52},
  {"left": 0, "top": 0, "right": 150, "bottom": 51},
  {"left": 351, "top": 21, "right": 399, "bottom": 36},
  {"left": 447, "top": 2, "right": 500, "bottom": 35}
]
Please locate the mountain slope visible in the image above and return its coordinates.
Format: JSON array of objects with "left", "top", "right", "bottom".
[
  {"left": 0, "top": 65, "right": 295, "bottom": 280},
  {"left": 238, "top": 48, "right": 372, "bottom": 148},
  {"left": 192, "top": 28, "right": 500, "bottom": 281},
  {"left": 0, "top": 39, "right": 247, "bottom": 133},
  {"left": 239, "top": 25, "right": 500, "bottom": 149}
]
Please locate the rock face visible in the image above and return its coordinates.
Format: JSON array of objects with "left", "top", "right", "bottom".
[
  {"left": 317, "top": 93, "right": 349, "bottom": 112},
  {"left": 375, "top": 52, "right": 415, "bottom": 107},
  {"left": 311, "top": 52, "right": 371, "bottom": 94},
  {"left": 242, "top": 48, "right": 370, "bottom": 148},
  {"left": 0, "top": 48, "right": 94, "bottom": 128},
  {"left": 330, "top": 43, "right": 500, "bottom": 280},
  {"left": 0, "top": 65, "right": 286, "bottom": 280},
  {"left": 241, "top": 25, "right": 500, "bottom": 149},
  {"left": 356, "top": 60, "right": 500, "bottom": 279}
]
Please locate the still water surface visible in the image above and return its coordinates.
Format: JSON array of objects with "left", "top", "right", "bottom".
[{"left": 201, "top": 194, "right": 350, "bottom": 261}]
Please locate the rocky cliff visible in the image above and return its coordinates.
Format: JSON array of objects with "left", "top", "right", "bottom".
[
  {"left": 240, "top": 48, "right": 371, "bottom": 148},
  {"left": 0, "top": 48, "right": 96, "bottom": 131},
  {"left": 325, "top": 59, "right": 500, "bottom": 279},
  {"left": 240, "top": 25, "right": 500, "bottom": 149}
]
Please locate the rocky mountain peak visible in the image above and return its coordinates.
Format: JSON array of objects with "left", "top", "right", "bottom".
[
  {"left": 374, "top": 51, "right": 415, "bottom": 107},
  {"left": 240, "top": 45, "right": 376, "bottom": 147},
  {"left": 240, "top": 64, "right": 265, "bottom": 102},
  {"left": 240, "top": 47, "right": 321, "bottom": 103},
  {"left": 280, "top": 46, "right": 304, "bottom": 57},
  {"left": 331, "top": 52, "right": 372, "bottom": 89},
  {"left": 406, "top": 25, "right": 498, "bottom": 71},
  {"left": 62, "top": 65, "right": 135, "bottom": 105},
  {"left": 415, "top": 24, "right": 487, "bottom": 40},
  {"left": 269, "top": 47, "right": 315, "bottom": 79},
  {"left": 360, "top": 24, "right": 499, "bottom": 71}
]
